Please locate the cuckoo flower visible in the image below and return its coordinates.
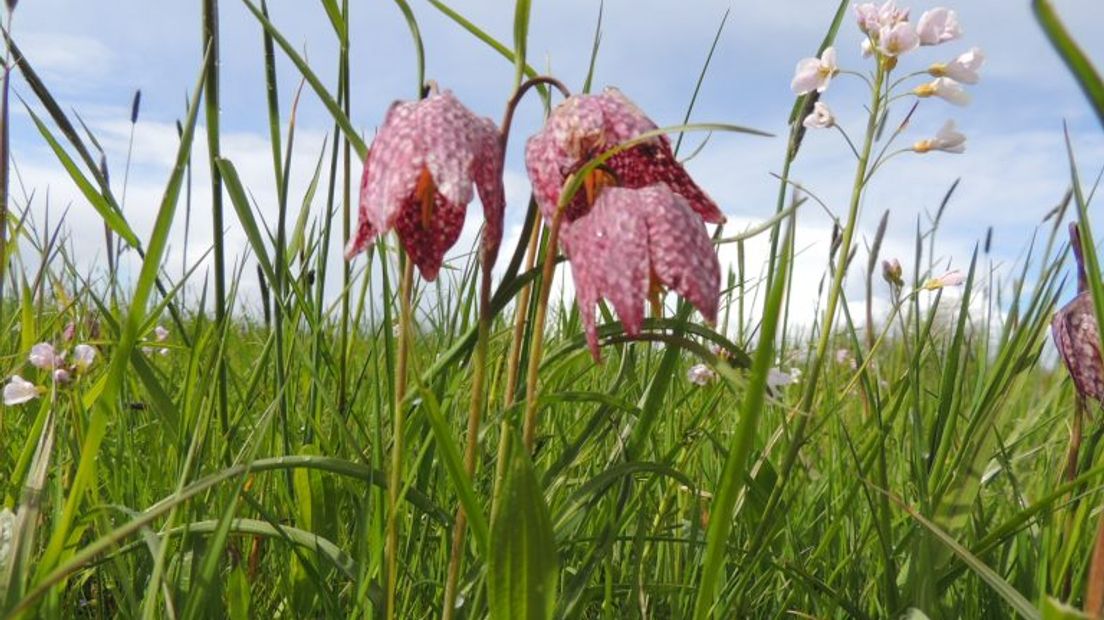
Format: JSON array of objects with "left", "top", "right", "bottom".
[
  {"left": 3, "top": 375, "right": 39, "bottom": 406},
  {"left": 916, "top": 7, "right": 962, "bottom": 46},
  {"left": 929, "top": 47, "right": 984, "bottom": 85},
  {"left": 345, "top": 90, "right": 505, "bottom": 281},
  {"left": 913, "top": 120, "right": 966, "bottom": 154},
  {"left": 791, "top": 47, "right": 839, "bottom": 95},
  {"left": 28, "top": 343, "right": 61, "bottom": 370},
  {"left": 914, "top": 77, "right": 971, "bottom": 106},
  {"left": 525, "top": 88, "right": 723, "bottom": 359},
  {"left": 1053, "top": 224, "right": 1104, "bottom": 405},
  {"left": 803, "top": 102, "right": 835, "bottom": 129}
]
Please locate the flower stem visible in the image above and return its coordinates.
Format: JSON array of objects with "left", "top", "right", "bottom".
[
  {"left": 742, "top": 58, "right": 888, "bottom": 589},
  {"left": 386, "top": 257, "right": 414, "bottom": 620},
  {"left": 522, "top": 207, "right": 565, "bottom": 452}
]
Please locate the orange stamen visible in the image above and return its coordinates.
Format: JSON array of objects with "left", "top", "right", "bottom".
[
  {"left": 414, "top": 167, "right": 436, "bottom": 228},
  {"left": 583, "top": 167, "right": 617, "bottom": 206}
]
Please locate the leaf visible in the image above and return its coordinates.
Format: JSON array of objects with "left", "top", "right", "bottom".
[
  {"left": 488, "top": 428, "right": 558, "bottom": 620},
  {"left": 1034, "top": 0, "right": 1104, "bottom": 129}
]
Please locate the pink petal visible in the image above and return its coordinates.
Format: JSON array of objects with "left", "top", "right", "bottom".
[
  {"left": 609, "top": 137, "right": 725, "bottom": 224},
  {"left": 363, "top": 100, "right": 426, "bottom": 233},
  {"left": 345, "top": 163, "right": 380, "bottom": 259},
  {"left": 1053, "top": 292, "right": 1104, "bottom": 403},
  {"left": 473, "top": 124, "right": 506, "bottom": 264},
  {"left": 417, "top": 91, "right": 500, "bottom": 208}
]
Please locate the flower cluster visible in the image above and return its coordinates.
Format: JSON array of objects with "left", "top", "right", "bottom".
[
  {"left": 791, "top": 2, "right": 983, "bottom": 156},
  {"left": 4, "top": 340, "right": 98, "bottom": 405},
  {"left": 347, "top": 84, "right": 725, "bottom": 361}
]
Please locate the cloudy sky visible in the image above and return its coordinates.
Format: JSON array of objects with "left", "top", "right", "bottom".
[{"left": 7, "top": 0, "right": 1104, "bottom": 330}]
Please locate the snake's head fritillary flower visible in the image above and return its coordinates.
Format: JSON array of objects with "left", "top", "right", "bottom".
[
  {"left": 687, "top": 363, "right": 717, "bottom": 386},
  {"left": 791, "top": 47, "right": 839, "bottom": 95},
  {"left": 563, "top": 184, "right": 720, "bottom": 359},
  {"left": 345, "top": 90, "right": 505, "bottom": 281},
  {"left": 28, "top": 342, "right": 61, "bottom": 370},
  {"left": 3, "top": 375, "right": 40, "bottom": 406},
  {"left": 882, "top": 258, "right": 904, "bottom": 287},
  {"left": 914, "top": 77, "right": 971, "bottom": 106},
  {"left": 802, "top": 101, "right": 835, "bottom": 129},
  {"left": 73, "top": 344, "right": 97, "bottom": 373},
  {"left": 922, "top": 269, "right": 965, "bottom": 290},
  {"left": 929, "top": 47, "right": 984, "bottom": 85},
  {"left": 916, "top": 7, "right": 962, "bottom": 46},
  {"left": 913, "top": 120, "right": 966, "bottom": 154},
  {"left": 1053, "top": 224, "right": 1104, "bottom": 405},
  {"left": 525, "top": 87, "right": 724, "bottom": 227},
  {"left": 877, "top": 22, "right": 919, "bottom": 57}
]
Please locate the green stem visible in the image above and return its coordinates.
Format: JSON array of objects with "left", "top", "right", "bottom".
[
  {"left": 386, "top": 258, "right": 414, "bottom": 620},
  {"left": 522, "top": 208, "right": 564, "bottom": 452},
  {"left": 744, "top": 58, "right": 887, "bottom": 586}
]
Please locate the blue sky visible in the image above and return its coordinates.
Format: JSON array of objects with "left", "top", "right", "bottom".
[{"left": 8, "top": 0, "right": 1104, "bottom": 327}]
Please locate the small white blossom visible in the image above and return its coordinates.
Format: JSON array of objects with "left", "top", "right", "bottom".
[
  {"left": 791, "top": 46, "right": 839, "bottom": 95},
  {"left": 73, "top": 344, "right": 97, "bottom": 372},
  {"left": 913, "top": 120, "right": 966, "bottom": 154},
  {"left": 861, "top": 38, "right": 874, "bottom": 58},
  {"left": 877, "top": 22, "right": 919, "bottom": 57},
  {"left": 687, "top": 364, "right": 717, "bottom": 386},
  {"left": 916, "top": 8, "right": 962, "bottom": 46},
  {"left": 922, "top": 269, "right": 966, "bottom": 290},
  {"left": 914, "top": 77, "right": 971, "bottom": 106},
  {"left": 28, "top": 342, "right": 61, "bottom": 370},
  {"left": 803, "top": 102, "right": 836, "bottom": 129},
  {"left": 766, "top": 367, "right": 798, "bottom": 389},
  {"left": 4, "top": 375, "right": 40, "bottom": 406},
  {"left": 154, "top": 325, "right": 170, "bottom": 342},
  {"left": 930, "top": 47, "right": 984, "bottom": 85}
]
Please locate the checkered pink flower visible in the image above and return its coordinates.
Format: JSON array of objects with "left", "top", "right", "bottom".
[
  {"left": 1053, "top": 224, "right": 1104, "bottom": 405},
  {"left": 560, "top": 184, "right": 720, "bottom": 359},
  {"left": 524, "top": 88, "right": 723, "bottom": 360},
  {"left": 525, "top": 87, "right": 725, "bottom": 227},
  {"left": 345, "top": 90, "right": 505, "bottom": 281}
]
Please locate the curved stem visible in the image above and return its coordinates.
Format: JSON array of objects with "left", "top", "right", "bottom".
[
  {"left": 499, "top": 75, "right": 572, "bottom": 153},
  {"left": 386, "top": 258, "right": 414, "bottom": 620},
  {"left": 833, "top": 123, "right": 861, "bottom": 160}
]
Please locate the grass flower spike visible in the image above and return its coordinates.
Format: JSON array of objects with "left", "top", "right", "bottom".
[
  {"left": 345, "top": 90, "right": 505, "bottom": 280},
  {"left": 791, "top": 47, "right": 839, "bottom": 94}
]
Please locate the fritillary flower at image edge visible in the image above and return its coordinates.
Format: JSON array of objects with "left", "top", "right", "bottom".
[
  {"left": 1052, "top": 224, "right": 1104, "bottom": 405},
  {"left": 525, "top": 87, "right": 723, "bottom": 359},
  {"left": 344, "top": 90, "right": 505, "bottom": 280}
]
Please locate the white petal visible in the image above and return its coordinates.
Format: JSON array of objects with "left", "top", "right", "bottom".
[{"left": 4, "top": 375, "right": 39, "bottom": 406}]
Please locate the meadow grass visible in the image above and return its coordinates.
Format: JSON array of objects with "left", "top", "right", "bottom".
[{"left": 1, "top": 1, "right": 1104, "bottom": 618}]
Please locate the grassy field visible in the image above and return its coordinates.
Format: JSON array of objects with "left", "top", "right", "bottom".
[{"left": 2, "top": 1, "right": 1104, "bottom": 618}]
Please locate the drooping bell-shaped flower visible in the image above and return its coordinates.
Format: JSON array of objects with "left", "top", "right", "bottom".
[
  {"left": 563, "top": 185, "right": 721, "bottom": 358},
  {"left": 525, "top": 87, "right": 724, "bottom": 227},
  {"left": 524, "top": 88, "right": 723, "bottom": 359},
  {"left": 345, "top": 90, "right": 505, "bottom": 281},
  {"left": 1053, "top": 224, "right": 1104, "bottom": 405}
]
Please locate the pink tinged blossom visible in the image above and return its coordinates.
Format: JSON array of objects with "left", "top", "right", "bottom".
[
  {"left": 877, "top": 22, "right": 919, "bottom": 57},
  {"left": 53, "top": 368, "right": 72, "bottom": 384},
  {"left": 73, "top": 344, "right": 97, "bottom": 372},
  {"left": 922, "top": 269, "right": 965, "bottom": 290},
  {"left": 154, "top": 325, "right": 169, "bottom": 342},
  {"left": 914, "top": 77, "right": 970, "bottom": 106},
  {"left": 562, "top": 184, "right": 721, "bottom": 360},
  {"left": 913, "top": 120, "right": 966, "bottom": 154},
  {"left": 525, "top": 87, "right": 724, "bottom": 227},
  {"left": 790, "top": 47, "right": 839, "bottom": 95},
  {"left": 861, "top": 38, "right": 874, "bottom": 58},
  {"left": 62, "top": 322, "right": 76, "bottom": 342},
  {"left": 766, "top": 368, "right": 798, "bottom": 389},
  {"left": 930, "top": 47, "right": 984, "bottom": 85},
  {"left": 345, "top": 90, "right": 505, "bottom": 281},
  {"left": 916, "top": 7, "right": 962, "bottom": 46},
  {"left": 802, "top": 102, "right": 835, "bottom": 129},
  {"left": 854, "top": 3, "right": 881, "bottom": 34},
  {"left": 3, "top": 375, "right": 39, "bottom": 406},
  {"left": 687, "top": 364, "right": 717, "bottom": 386},
  {"left": 28, "top": 343, "right": 61, "bottom": 370}
]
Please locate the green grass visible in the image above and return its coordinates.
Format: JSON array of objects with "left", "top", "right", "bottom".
[{"left": 0, "top": 1, "right": 1102, "bottom": 619}]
